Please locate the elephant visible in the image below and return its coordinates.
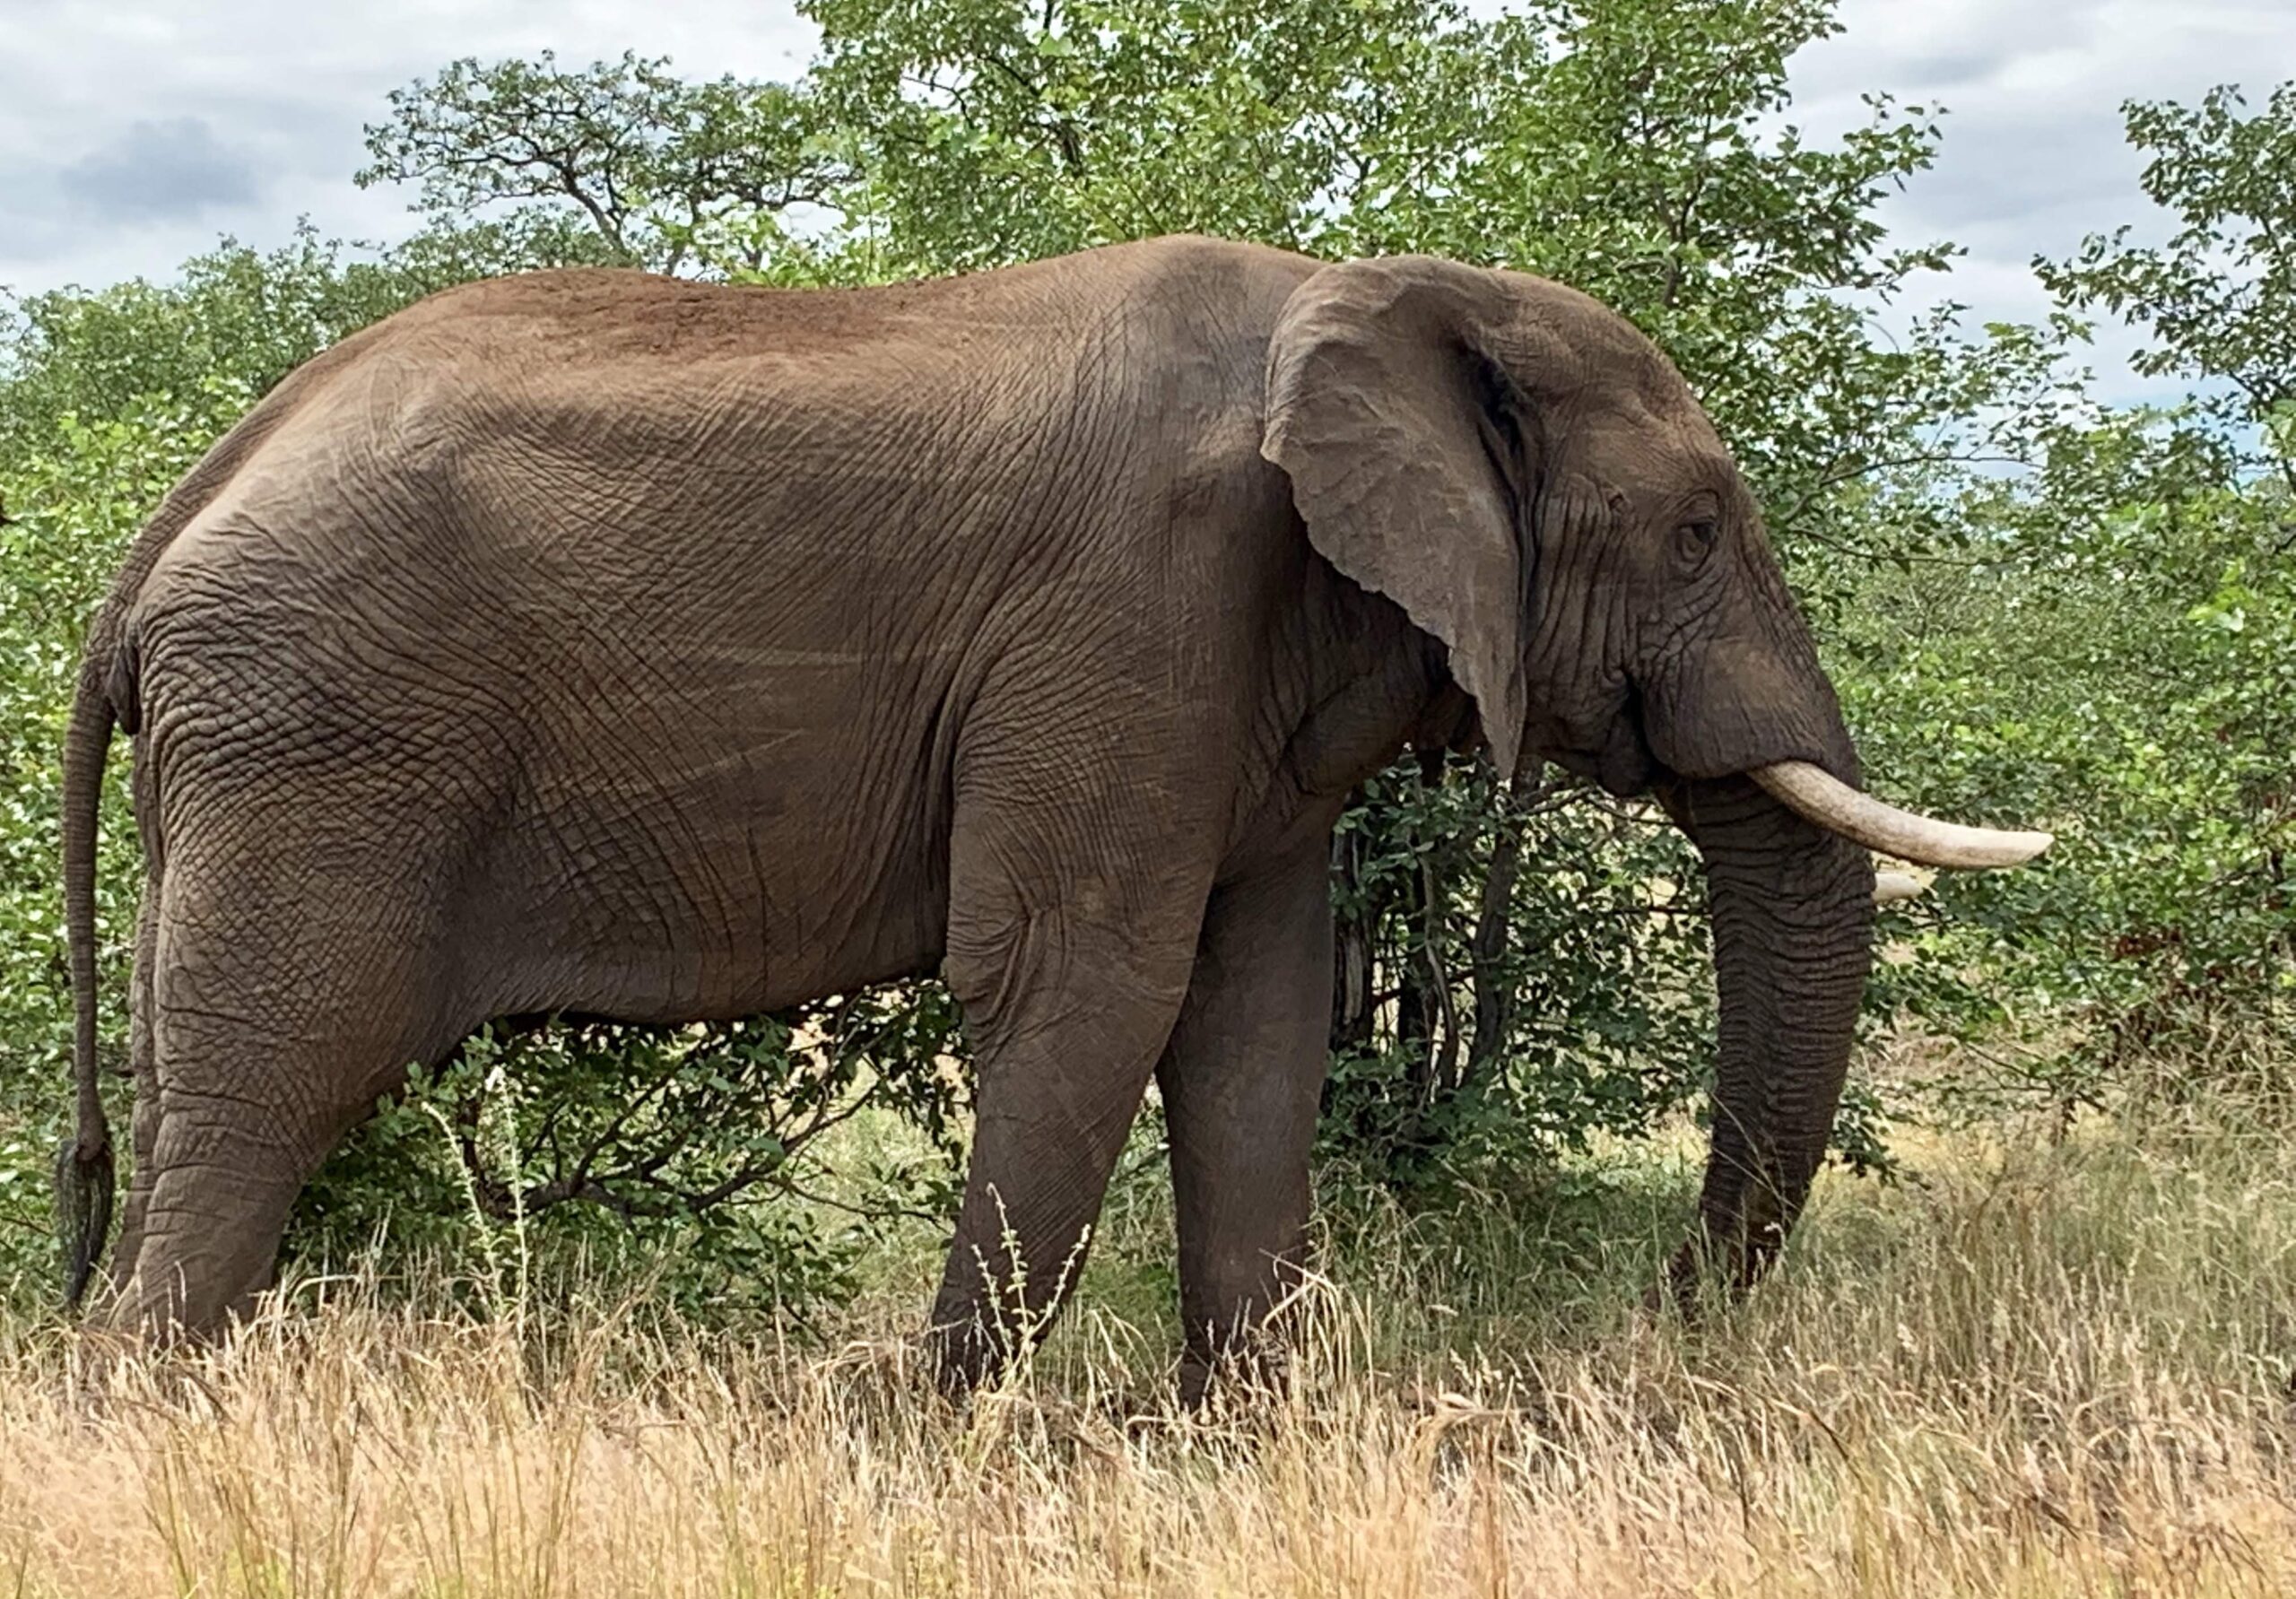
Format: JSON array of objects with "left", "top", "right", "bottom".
[{"left": 54, "top": 235, "right": 2047, "bottom": 1396}]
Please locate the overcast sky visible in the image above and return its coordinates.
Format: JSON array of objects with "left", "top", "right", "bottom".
[{"left": 4, "top": 0, "right": 2292, "bottom": 403}]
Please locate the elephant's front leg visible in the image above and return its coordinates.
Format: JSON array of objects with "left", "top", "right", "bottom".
[
  {"left": 1156, "top": 839, "right": 1334, "bottom": 1404},
  {"left": 928, "top": 783, "right": 1214, "bottom": 1396}
]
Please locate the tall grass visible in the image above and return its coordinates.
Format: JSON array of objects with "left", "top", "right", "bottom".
[{"left": 2, "top": 1084, "right": 2292, "bottom": 1597}]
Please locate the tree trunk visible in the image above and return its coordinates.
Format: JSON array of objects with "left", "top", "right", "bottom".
[
  {"left": 1467, "top": 769, "right": 1537, "bottom": 1078},
  {"left": 1328, "top": 829, "right": 1376, "bottom": 1054}
]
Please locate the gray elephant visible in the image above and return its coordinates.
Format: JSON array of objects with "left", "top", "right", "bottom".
[{"left": 55, "top": 236, "right": 2044, "bottom": 1395}]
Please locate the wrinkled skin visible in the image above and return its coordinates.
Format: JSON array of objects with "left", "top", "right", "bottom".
[{"left": 59, "top": 237, "right": 1874, "bottom": 1399}]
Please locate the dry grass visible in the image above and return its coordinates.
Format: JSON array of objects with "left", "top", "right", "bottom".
[{"left": 3, "top": 1093, "right": 2293, "bottom": 1597}]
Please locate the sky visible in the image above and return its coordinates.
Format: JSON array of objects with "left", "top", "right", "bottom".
[{"left": 4, "top": 0, "right": 2292, "bottom": 403}]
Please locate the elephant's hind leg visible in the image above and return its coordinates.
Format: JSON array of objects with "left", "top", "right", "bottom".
[{"left": 107, "top": 846, "right": 470, "bottom": 1337}]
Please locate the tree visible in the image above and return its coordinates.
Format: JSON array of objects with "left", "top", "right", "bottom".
[
  {"left": 2038, "top": 83, "right": 2296, "bottom": 478},
  {"left": 0, "top": 220, "right": 614, "bottom": 473},
  {"left": 1856, "top": 78, "right": 2296, "bottom": 1106},
  {"left": 803, "top": 0, "right": 1483, "bottom": 269},
  {"left": 358, "top": 52, "right": 857, "bottom": 276}
]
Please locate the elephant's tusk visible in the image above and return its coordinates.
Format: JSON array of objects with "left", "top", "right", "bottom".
[
  {"left": 1750, "top": 761, "right": 2052, "bottom": 871},
  {"left": 1873, "top": 870, "right": 1925, "bottom": 905}
]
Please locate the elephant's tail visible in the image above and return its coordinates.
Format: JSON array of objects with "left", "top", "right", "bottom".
[{"left": 57, "top": 641, "right": 117, "bottom": 1306}]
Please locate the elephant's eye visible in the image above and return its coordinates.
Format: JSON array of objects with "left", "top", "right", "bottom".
[{"left": 1675, "top": 518, "right": 1719, "bottom": 564}]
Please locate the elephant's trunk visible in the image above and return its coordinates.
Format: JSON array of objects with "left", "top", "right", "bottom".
[{"left": 1660, "top": 776, "right": 1875, "bottom": 1301}]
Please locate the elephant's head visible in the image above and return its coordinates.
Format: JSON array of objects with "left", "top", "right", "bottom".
[{"left": 1262, "top": 256, "right": 2047, "bottom": 1298}]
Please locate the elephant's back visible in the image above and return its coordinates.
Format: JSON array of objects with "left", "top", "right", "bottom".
[
  {"left": 378, "top": 232, "right": 1315, "bottom": 358},
  {"left": 139, "top": 231, "right": 1316, "bottom": 607}
]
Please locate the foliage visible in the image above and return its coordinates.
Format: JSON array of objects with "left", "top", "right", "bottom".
[
  {"left": 1833, "top": 79, "right": 2296, "bottom": 1109},
  {"left": 803, "top": 0, "right": 1483, "bottom": 267},
  {"left": 295, "top": 998, "right": 967, "bottom": 1322},
  {"left": 1838, "top": 418, "right": 2295, "bottom": 1111},
  {"left": 0, "top": 222, "right": 612, "bottom": 472},
  {"left": 1323, "top": 760, "right": 1709, "bottom": 1173},
  {"left": 0, "top": 394, "right": 219, "bottom": 1296},
  {"left": 2036, "top": 82, "right": 2296, "bottom": 449}
]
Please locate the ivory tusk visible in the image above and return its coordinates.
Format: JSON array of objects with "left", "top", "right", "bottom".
[
  {"left": 1750, "top": 761, "right": 2052, "bottom": 871},
  {"left": 1873, "top": 870, "right": 1925, "bottom": 905}
]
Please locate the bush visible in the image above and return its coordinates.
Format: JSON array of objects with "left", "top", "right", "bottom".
[{"left": 293, "top": 996, "right": 967, "bottom": 1320}]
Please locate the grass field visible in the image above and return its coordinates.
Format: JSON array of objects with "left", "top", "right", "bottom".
[{"left": 2, "top": 1077, "right": 2292, "bottom": 1597}]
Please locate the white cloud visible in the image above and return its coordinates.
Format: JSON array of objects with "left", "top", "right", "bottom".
[
  {"left": 3, "top": 0, "right": 2292, "bottom": 403},
  {"left": 1787, "top": 0, "right": 2296, "bottom": 400},
  {"left": 0, "top": 0, "right": 817, "bottom": 294}
]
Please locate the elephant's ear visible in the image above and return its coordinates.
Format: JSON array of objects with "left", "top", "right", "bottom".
[{"left": 1262, "top": 256, "right": 1541, "bottom": 778}]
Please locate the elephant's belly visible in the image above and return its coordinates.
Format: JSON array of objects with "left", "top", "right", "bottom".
[{"left": 474, "top": 742, "right": 953, "bottom": 1024}]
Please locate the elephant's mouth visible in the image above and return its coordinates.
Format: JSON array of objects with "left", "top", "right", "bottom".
[
  {"left": 1533, "top": 683, "right": 1657, "bottom": 797},
  {"left": 1595, "top": 693, "right": 1659, "bottom": 797}
]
